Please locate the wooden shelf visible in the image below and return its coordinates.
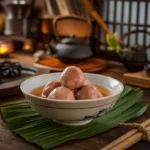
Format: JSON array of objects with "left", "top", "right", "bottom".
[{"left": 0, "top": 35, "right": 31, "bottom": 42}]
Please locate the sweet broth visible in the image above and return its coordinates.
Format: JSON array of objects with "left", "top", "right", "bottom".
[{"left": 30, "top": 85, "right": 112, "bottom": 98}]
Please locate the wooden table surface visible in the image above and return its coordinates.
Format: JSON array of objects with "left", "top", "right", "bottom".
[{"left": 1, "top": 53, "right": 150, "bottom": 150}]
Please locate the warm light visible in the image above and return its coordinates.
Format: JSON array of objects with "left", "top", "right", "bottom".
[
  {"left": 23, "top": 40, "right": 32, "bottom": 51},
  {"left": 0, "top": 41, "right": 13, "bottom": 57},
  {"left": 42, "top": 18, "right": 52, "bottom": 34},
  {"left": 24, "top": 43, "right": 32, "bottom": 50},
  {"left": 0, "top": 45, "right": 8, "bottom": 54}
]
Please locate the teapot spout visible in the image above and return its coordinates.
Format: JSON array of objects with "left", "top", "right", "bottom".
[{"left": 48, "top": 41, "right": 57, "bottom": 54}]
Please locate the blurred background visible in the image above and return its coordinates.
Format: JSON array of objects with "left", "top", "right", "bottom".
[{"left": 0, "top": 0, "right": 150, "bottom": 61}]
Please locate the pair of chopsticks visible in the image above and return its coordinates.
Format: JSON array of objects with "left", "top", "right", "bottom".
[{"left": 101, "top": 119, "right": 150, "bottom": 150}]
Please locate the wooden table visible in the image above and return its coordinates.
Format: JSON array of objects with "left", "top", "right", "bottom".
[{"left": 1, "top": 53, "right": 150, "bottom": 150}]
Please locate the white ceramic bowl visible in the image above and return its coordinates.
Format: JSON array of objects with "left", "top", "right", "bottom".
[{"left": 20, "top": 73, "right": 124, "bottom": 126}]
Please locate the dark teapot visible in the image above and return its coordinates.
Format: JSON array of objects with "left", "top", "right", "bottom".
[
  {"left": 122, "top": 44, "right": 148, "bottom": 72},
  {"left": 119, "top": 30, "right": 149, "bottom": 72},
  {"left": 48, "top": 35, "right": 93, "bottom": 63}
]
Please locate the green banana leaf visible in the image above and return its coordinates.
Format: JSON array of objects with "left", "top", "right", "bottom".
[{"left": 0, "top": 85, "right": 149, "bottom": 149}]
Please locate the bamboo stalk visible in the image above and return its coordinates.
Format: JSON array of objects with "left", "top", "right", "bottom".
[
  {"left": 101, "top": 119, "right": 150, "bottom": 150},
  {"left": 81, "top": 0, "right": 112, "bottom": 35}
]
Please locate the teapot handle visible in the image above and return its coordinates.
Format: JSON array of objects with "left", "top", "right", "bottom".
[
  {"left": 120, "top": 29, "right": 150, "bottom": 49},
  {"left": 53, "top": 15, "right": 92, "bottom": 40}
]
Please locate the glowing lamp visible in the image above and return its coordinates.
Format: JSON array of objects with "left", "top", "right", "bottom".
[{"left": 0, "top": 40, "right": 13, "bottom": 57}]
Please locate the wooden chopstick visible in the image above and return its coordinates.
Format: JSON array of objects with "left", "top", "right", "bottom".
[
  {"left": 101, "top": 119, "right": 150, "bottom": 150},
  {"left": 109, "top": 129, "right": 147, "bottom": 150},
  {"left": 81, "top": 0, "right": 112, "bottom": 35}
]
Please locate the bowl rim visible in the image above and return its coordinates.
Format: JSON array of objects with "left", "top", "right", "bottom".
[{"left": 20, "top": 73, "right": 124, "bottom": 103}]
